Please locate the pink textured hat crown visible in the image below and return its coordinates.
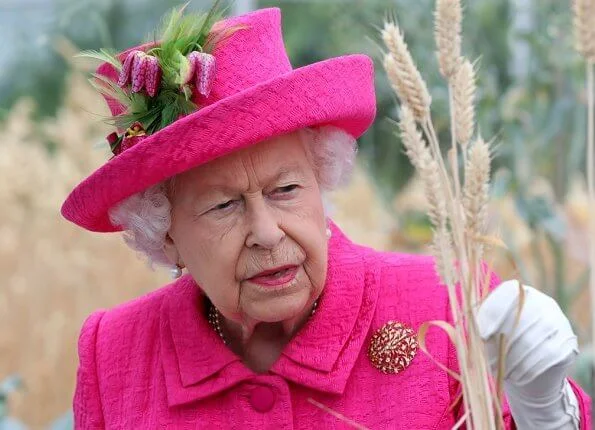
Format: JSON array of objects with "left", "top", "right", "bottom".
[{"left": 62, "top": 7, "right": 377, "bottom": 232}]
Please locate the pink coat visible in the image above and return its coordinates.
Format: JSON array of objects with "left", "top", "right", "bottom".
[{"left": 73, "top": 224, "right": 592, "bottom": 429}]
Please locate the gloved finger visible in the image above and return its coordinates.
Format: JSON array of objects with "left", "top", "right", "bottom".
[
  {"left": 478, "top": 279, "right": 523, "bottom": 340},
  {"left": 504, "top": 287, "right": 577, "bottom": 383},
  {"left": 484, "top": 316, "right": 547, "bottom": 372},
  {"left": 509, "top": 334, "right": 578, "bottom": 387},
  {"left": 515, "top": 350, "right": 579, "bottom": 399},
  {"left": 484, "top": 283, "right": 568, "bottom": 346},
  {"left": 518, "top": 335, "right": 579, "bottom": 382},
  {"left": 481, "top": 283, "right": 546, "bottom": 347},
  {"left": 503, "top": 320, "right": 559, "bottom": 379}
]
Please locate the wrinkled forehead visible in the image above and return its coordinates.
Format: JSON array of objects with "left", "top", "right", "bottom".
[{"left": 171, "top": 131, "right": 313, "bottom": 195}]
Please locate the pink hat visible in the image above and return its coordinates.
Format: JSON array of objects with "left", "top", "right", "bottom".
[{"left": 61, "top": 7, "right": 376, "bottom": 232}]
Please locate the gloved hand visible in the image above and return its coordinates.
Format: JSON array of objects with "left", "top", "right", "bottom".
[{"left": 477, "top": 280, "right": 581, "bottom": 430}]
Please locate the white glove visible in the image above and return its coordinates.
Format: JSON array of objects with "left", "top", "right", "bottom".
[{"left": 477, "top": 280, "right": 581, "bottom": 430}]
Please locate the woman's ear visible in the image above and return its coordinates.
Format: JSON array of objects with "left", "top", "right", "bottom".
[{"left": 163, "top": 232, "right": 184, "bottom": 267}]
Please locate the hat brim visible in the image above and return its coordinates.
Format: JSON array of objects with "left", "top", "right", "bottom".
[{"left": 61, "top": 54, "right": 376, "bottom": 232}]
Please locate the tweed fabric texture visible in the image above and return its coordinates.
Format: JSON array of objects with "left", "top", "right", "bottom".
[
  {"left": 73, "top": 223, "right": 592, "bottom": 429},
  {"left": 60, "top": 8, "right": 377, "bottom": 232}
]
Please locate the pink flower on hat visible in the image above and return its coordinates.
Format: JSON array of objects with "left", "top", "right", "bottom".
[
  {"left": 117, "top": 50, "right": 162, "bottom": 97},
  {"left": 144, "top": 56, "right": 162, "bottom": 97},
  {"left": 185, "top": 51, "right": 217, "bottom": 98}
]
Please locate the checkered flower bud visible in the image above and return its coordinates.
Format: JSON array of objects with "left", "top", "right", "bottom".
[
  {"left": 144, "top": 55, "right": 162, "bottom": 97},
  {"left": 131, "top": 52, "right": 148, "bottom": 93},
  {"left": 195, "top": 52, "right": 216, "bottom": 97},
  {"left": 183, "top": 51, "right": 200, "bottom": 85},
  {"left": 118, "top": 50, "right": 142, "bottom": 88}
]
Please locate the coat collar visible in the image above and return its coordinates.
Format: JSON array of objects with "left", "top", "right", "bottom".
[{"left": 160, "top": 222, "right": 381, "bottom": 407}]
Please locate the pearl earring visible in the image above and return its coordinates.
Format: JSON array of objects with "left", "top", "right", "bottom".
[
  {"left": 170, "top": 264, "right": 183, "bottom": 279},
  {"left": 326, "top": 228, "right": 332, "bottom": 239}
]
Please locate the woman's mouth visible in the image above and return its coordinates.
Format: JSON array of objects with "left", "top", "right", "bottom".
[{"left": 247, "top": 265, "right": 298, "bottom": 288}]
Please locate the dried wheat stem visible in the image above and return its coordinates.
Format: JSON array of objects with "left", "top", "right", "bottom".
[
  {"left": 574, "top": 0, "right": 595, "bottom": 62},
  {"left": 422, "top": 119, "right": 471, "bottom": 297},
  {"left": 418, "top": 118, "right": 477, "bottom": 411},
  {"left": 464, "top": 323, "right": 497, "bottom": 429},
  {"left": 435, "top": 0, "right": 463, "bottom": 79},
  {"left": 382, "top": 22, "right": 431, "bottom": 121},
  {"left": 448, "top": 87, "right": 462, "bottom": 203},
  {"left": 452, "top": 412, "right": 468, "bottom": 430},
  {"left": 432, "top": 225, "right": 457, "bottom": 287},
  {"left": 423, "top": 120, "right": 466, "bottom": 258},
  {"left": 425, "top": 116, "right": 492, "bottom": 428},
  {"left": 422, "top": 119, "right": 457, "bottom": 207},
  {"left": 307, "top": 398, "right": 370, "bottom": 430}
]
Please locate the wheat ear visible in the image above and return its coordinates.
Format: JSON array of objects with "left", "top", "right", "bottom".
[
  {"left": 382, "top": 22, "right": 431, "bottom": 122},
  {"left": 435, "top": 0, "right": 462, "bottom": 79},
  {"left": 453, "top": 59, "right": 476, "bottom": 149},
  {"left": 463, "top": 137, "right": 491, "bottom": 262},
  {"left": 574, "top": 0, "right": 595, "bottom": 61}
]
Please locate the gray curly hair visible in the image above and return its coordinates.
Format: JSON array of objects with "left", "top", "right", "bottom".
[{"left": 108, "top": 126, "right": 358, "bottom": 268}]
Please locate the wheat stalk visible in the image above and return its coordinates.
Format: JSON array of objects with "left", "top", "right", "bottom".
[
  {"left": 383, "top": 5, "right": 502, "bottom": 428},
  {"left": 382, "top": 22, "right": 431, "bottom": 122},
  {"left": 432, "top": 224, "right": 457, "bottom": 288}
]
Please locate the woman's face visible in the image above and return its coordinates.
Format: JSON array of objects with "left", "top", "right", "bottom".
[{"left": 164, "top": 132, "right": 328, "bottom": 328}]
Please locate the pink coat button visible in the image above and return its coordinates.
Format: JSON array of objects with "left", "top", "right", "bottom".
[{"left": 249, "top": 386, "right": 275, "bottom": 412}]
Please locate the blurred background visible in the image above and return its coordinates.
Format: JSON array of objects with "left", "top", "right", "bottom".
[{"left": 0, "top": 0, "right": 593, "bottom": 428}]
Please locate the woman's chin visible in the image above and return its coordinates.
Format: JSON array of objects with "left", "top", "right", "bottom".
[{"left": 244, "top": 288, "right": 313, "bottom": 324}]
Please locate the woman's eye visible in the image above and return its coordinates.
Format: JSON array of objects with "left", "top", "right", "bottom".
[
  {"left": 213, "top": 200, "right": 235, "bottom": 211},
  {"left": 276, "top": 184, "right": 298, "bottom": 194}
]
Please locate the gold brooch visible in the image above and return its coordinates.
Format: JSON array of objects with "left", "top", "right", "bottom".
[{"left": 368, "top": 321, "right": 418, "bottom": 374}]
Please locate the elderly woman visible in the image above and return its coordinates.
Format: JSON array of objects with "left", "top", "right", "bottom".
[{"left": 63, "top": 6, "right": 591, "bottom": 430}]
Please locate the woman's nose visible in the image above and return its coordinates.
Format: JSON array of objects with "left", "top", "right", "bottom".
[{"left": 245, "top": 197, "right": 285, "bottom": 249}]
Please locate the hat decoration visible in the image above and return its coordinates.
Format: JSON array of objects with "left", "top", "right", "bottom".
[{"left": 79, "top": 1, "right": 241, "bottom": 156}]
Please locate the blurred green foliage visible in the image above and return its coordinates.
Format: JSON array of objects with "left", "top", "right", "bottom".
[
  {"left": 0, "top": 376, "right": 26, "bottom": 430},
  {"left": 0, "top": 375, "right": 73, "bottom": 429},
  {"left": 0, "top": 0, "right": 186, "bottom": 120}
]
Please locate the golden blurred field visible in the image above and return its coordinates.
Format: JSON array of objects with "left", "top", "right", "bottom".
[
  {"left": 1, "top": 69, "right": 593, "bottom": 428},
  {"left": 0, "top": 71, "right": 169, "bottom": 427}
]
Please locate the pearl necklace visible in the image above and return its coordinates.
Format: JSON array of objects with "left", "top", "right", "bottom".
[{"left": 207, "top": 300, "right": 319, "bottom": 345}]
